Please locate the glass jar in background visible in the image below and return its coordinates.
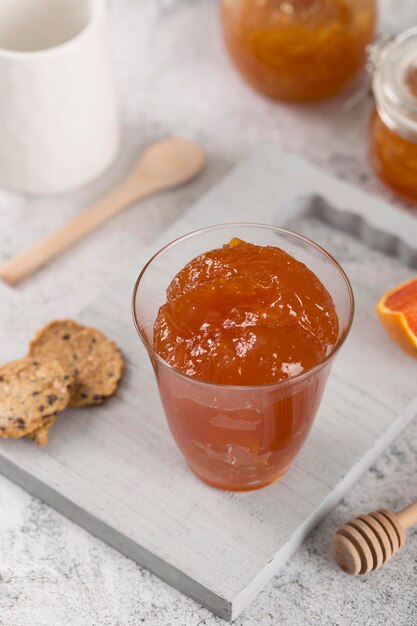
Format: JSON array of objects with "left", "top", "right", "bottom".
[
  {"left": 370, "top": 28, "right": 417, "bottom": 204},
  {"left": 220, "top": 0, "right": 377, "bottom": 102}
]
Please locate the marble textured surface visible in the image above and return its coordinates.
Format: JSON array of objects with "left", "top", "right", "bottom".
[{"left": 1, "top": 1, "right": 417, "bottom": 624}]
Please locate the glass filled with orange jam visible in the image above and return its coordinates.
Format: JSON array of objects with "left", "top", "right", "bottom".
[
  {"left": 370, "top": 28, "right": 417, "bottom": 204},
  {"left": 133, "top": 224, "right": 354, "bottom": 491},
  {"left": 221, "top": 0, "right": 377, "bottom": 102}
]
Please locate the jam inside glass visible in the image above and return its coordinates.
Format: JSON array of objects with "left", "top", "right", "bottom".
[
  {"left": 221, "top": 0, "right": 377, "bottom": 102},
  {"left": 133, "top": 224, "right": 354, "bottom": 491},
  {"left": 370, "top": 107, "right": 417, "bottom": 204},
  {"left": 369, "top": 28, "right": 417, "bottom": 204},
  {"left": 153, "top": 238, "right": 339, "bottom": 385}
]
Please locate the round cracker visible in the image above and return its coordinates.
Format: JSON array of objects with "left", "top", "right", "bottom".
[
  {"left": 29, "top": 320, "right": 124, "bottom": 407},
  {"left": 28, "top": 319, "right": 85, "bottom": 347},
  {"left": 0, "top": 358, "right": 72, "bottom": 439}
]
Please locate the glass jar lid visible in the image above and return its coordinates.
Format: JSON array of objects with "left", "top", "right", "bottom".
[{"left": 373, "top": 27, "right": 417, "bottom": 140}]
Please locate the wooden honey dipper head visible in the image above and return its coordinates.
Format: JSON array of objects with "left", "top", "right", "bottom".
[{"left": 331, "top": 501, "right": 417, "bottom": 575}]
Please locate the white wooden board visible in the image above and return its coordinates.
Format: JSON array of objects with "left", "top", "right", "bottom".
[{"left": 1, "top": 146, "right": 417, "bottom": 621}]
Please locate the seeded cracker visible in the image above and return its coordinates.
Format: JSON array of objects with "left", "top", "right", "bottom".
[
  {"left": 29, "top": 320, "right": 124, "bottom": 407},
  {"left": 0, "top": 358, "right": 72, "bottom": 439}
]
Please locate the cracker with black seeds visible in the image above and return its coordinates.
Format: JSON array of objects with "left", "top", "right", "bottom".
[
  {"left": 27, "top": 414, "right": 58, "bottom": 446},
  {"left": 29, "top": 320, "right": 124, "bottom": 407},
  {"left": 0, "top": 358, "right": 72, "bottom": 439}
]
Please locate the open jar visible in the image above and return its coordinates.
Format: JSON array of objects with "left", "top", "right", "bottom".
[
  {"left": 220, "top": 0, "right": 377, "bottom": 102},
  {"left": 370, "top": 27, "right": 417, "bottom": 204}
]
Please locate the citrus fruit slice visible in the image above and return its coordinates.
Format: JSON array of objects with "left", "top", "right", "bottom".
[{"left": 377, "top": 277, "right": 417, "bottom": 357}]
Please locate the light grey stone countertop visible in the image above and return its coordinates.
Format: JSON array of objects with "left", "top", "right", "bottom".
[{"left": 1, "top": 1, "right": 417, "bottom": 624}]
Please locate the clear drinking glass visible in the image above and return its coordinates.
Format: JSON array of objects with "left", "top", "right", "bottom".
[{"left": 132, "top": 224, "right": 354, "bottom": 491}]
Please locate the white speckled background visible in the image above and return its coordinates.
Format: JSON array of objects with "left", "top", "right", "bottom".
[{"left": 1, "top": 1, "right": 417, "bottom": 624}]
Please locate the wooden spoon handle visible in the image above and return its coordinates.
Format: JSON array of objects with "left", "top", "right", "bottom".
[
  {"left": 396, "top": 501, "right": 417, "bottom": 529},
  {"left": 0, "top": 177, "right": 156, "bottom": 286}
]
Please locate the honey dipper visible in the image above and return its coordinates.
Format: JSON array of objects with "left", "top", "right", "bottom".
[{"left": 331, "top": 501, "right": 417, "bottom": 575}]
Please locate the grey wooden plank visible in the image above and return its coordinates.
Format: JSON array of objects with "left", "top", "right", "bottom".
[{"left": 1, "top": 146, "right": 417, "bottom": 620}]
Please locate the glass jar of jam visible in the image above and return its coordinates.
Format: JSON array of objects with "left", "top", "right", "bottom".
[
  {"left": 220, "top": 0, "right": 377, "bottom": 102},
  {"left": 370, "top": 28, "right": 417, "bottom": 204}
]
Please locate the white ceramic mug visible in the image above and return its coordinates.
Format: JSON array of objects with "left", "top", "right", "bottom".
[{"left": 0, "top": 0, "right": 120, "bottom": 195}]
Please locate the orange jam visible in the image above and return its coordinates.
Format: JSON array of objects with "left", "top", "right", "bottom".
[
  {"left": 153, "top": 240, "right": 339, "bottom": 490},
  {"left": 154, "top": 239, "right": 338, "bottom": 384},
  {"left": 370, "top": 108, "right": 417, "bottom": 204},
  {"left": 221, "top": 0, "right": 377, "bottom": 102},
  {"left": 369, "top": 28, "right": 417, "bottom": 204}
]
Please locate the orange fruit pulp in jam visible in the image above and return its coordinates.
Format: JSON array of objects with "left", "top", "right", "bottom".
[
  {"left": 153, "top": 239, "right": 339, "bottom": 490},
  {"left": 221, "top": 0, "right": 377, "bottom": 102}
]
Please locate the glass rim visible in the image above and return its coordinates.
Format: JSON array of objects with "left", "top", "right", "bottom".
[{"left": 132, "top": 222, "right": 355, "bottom": 391}]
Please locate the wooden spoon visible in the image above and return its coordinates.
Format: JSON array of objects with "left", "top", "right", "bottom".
[
  {"left": 331, "top": 501, "right": 417, "bottom": 575},
  {"left": 0, "top": 137, "right": 205, "bottom": 286}
]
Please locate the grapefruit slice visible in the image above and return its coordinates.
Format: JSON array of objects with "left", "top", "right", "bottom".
[{"left": 377, "top": 277, "right": 417, "bottom": 357}]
